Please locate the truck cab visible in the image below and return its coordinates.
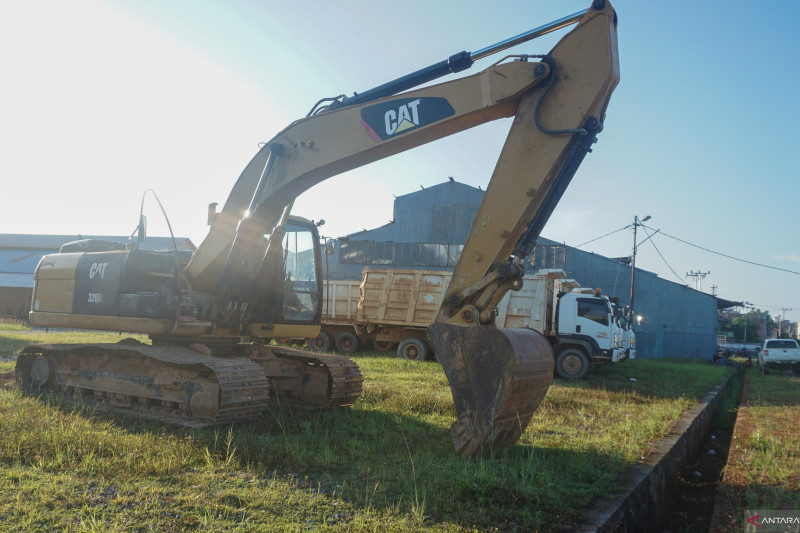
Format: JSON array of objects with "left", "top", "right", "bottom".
[
  {"left": 552, "top": 289, "right": 633, "bottom": 379},
  {"left": 556, "top": 291, "right": 620, "bottom": 356}
]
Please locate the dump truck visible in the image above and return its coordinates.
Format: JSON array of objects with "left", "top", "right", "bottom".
[{"left": 311, "top": 268, "right": 635, "bottom": 379}]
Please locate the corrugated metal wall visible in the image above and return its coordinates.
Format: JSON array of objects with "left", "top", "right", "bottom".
[
  {"left": 536, "top": 237, "right": 718, "bottom": 359},
  {"left": 322, "top": 182, "right": 718, "bottom": 359}
]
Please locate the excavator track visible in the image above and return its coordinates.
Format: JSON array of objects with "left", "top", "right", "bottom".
[
  {"left": 15, "top": 342, "right": 270, "bottom": 427},
  {"left": 15, "top": 341, "right": 363, "bottom": 427}
]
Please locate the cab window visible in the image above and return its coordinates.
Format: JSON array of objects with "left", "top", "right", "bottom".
[
  {"left": 281, "top": 224, "right": 319, "bottom": 322},
  {"left": 577, "top": 298, "right": 610, "bottom": 326}
]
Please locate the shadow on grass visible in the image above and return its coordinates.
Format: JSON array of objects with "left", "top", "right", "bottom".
[{"left": 8, "top": 379, "right": 633, "bottom": 533}]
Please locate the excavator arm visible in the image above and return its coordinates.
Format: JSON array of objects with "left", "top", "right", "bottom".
[
  {"left": 181, "top": 1, "right": 618, "bottom": 456},
  {"left": 184, "top": 2, "right": 618, "bottom": 296},
  {"left": 181, "top": 1, "right": 619, "bottom": 455}
]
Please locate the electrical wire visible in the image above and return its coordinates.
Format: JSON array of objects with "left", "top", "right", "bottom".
[
  {"left": 640, "top": 225, "right": 688, "bottom": 286},
  {"left": 643, "top": 224, "right": 800, "bottom": 277},
  {"left": 573, "top": 224, "right": 631, "bottom": 248}
]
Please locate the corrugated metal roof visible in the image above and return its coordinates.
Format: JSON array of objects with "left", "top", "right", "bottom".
[
  {"left": 339, "top": 181, "right": 482, "bottom": 244},
  {"left": 0, "top": 250, "right": 44, "bottom": 275},
  {"left": 0, "top": 272, "right": 34, "bottom": 288},
  {"left": 0, "top": 234, "right": 195, "bottom": 252}
]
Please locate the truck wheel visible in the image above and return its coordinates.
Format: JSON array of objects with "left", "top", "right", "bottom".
[
  {"left": 310, "top": 331, "right": 333, "bottom": 352},
  {"left": 335, "top": 332, "right": 359, "bottom": 354},
  {"left": 374, "top": 340, "right": 395, "bottom": 352},
  {"left": 555, "top": 348, "right": 590, "bottom": 380},
  {"left": 397, "top": 338, "right": 429, "bottom": 361}
]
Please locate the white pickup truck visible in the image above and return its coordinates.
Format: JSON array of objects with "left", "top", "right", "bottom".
[{"left": 759, "top": 338, "right": 800, "bottom": 374}]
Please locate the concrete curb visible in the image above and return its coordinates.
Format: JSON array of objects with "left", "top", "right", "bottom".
[{"left": 570, "top": 370, "right": 740, "bottom": 533}]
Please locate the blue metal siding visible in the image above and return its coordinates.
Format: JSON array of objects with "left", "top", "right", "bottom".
[
  {"left": 537, "top": 237, "right": 718, "bottom": 360},
  {"left": 322, "top": 182, "right": 718, "bottom": 360},
  {"left": 344, "top": 181, "right": 482, "bottom": 244}
]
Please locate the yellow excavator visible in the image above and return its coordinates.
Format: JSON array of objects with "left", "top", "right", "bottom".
[{"left": 17, "top": 1, "right": 619, "bottom": 457}]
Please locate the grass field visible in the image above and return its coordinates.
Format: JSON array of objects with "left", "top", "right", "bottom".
[
  {"left": 0, "top": 327, "right": 733, "bottom": 532},
  {"left": 714, "top": 366, "right": 800, "bottom": 525}
]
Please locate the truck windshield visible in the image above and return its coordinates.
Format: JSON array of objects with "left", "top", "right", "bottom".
[{"left": 576, "top": 298, "right": 610, "bottom": 326}]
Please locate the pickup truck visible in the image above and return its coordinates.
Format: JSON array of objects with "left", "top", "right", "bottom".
[{"left": 758, "top": 338, "right": 800, "bottom": 374}]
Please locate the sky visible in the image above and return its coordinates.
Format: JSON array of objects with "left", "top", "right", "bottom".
[{"left": 2, "top": 0, "right": 799, "bottom": 324}]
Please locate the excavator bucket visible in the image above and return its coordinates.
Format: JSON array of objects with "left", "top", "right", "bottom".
[{"left": 428, "top": 322, "right": 553, "bottom": 457}]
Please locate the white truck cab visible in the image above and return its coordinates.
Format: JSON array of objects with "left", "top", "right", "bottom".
[{"left": 553, "top": 289, "right": 634, "bottom": 379}]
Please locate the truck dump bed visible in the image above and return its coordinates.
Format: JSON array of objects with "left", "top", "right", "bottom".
[
  {"left": 357, "top": 268, "right": 452, "bottom": 328},
  {"left": 321, "top": 279, "right": 361, "bottom": 325}
]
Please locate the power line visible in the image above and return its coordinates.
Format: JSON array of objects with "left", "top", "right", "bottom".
[
  {"left": 574, "top": 224, "right": 631, "bottom": 249},
  {"left": 641, "top": 225, "right": 688, "bottom": 286},
  {"left": 644, "top": 224, "right": 800, "bottom": 276}
]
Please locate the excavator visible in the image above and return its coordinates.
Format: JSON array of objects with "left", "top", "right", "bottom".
[{"left": 16, "top": 0, "right": 619, "bottom": 457}]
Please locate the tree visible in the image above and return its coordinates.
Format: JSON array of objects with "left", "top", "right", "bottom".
[{"left": 731, "top": 315, "right": 760, "bottom": 343}]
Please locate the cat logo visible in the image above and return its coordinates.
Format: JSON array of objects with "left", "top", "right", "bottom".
[
  {"left": 361, "top": 97, "right": 455, "bottom": 142},
  {"left": 89, "top": 262, "right": 109, "bottom": 279},
  {"left": 385, "top": 99, "right": 421, "bottom": 136}
]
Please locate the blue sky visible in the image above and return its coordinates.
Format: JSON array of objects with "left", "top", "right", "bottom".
[{"left": 2, "top": 0, "right": 798, "bottom": 324}]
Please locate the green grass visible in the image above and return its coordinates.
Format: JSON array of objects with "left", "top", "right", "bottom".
[
  {"left": 0, "top": 321, "right": 29, "bottom": 332},
  {"left": 721, "top": 368, "right": 800, "bottom": 514},
  {"left": 0, "top": 326, "right": 734, "bottom": 532}
]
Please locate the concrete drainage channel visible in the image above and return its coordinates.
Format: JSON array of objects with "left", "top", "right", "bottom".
[{"left": 569, "top": 370, "right": 741, "bottom": 533}]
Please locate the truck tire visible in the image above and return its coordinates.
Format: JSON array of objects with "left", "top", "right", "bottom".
[
  {"left": 310, "top": 331, "right": 333, "bottom": 352},
  {"left": 335, "top": 331, "right": 359, "bottom": 354},
  {"left": 397, "top": 337, "right": 429, "bottom": 361},
  {"left": 373, "top": 340, "right": 395, "bottom": 352},
  {"left": 555, "top": 348, "right": 590, "bottom": 380}
]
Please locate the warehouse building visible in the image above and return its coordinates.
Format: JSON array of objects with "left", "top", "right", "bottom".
[
  {"left": 322, "top": 180, "right": 719, "bottom": 359},
  {"left": 0, "top": 234, "right": 195, "bottom": 319}
]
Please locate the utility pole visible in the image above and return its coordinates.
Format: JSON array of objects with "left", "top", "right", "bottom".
[
  {"left": 686, "top": 270, "right": 711, "bottom": 291},
  {"left": 629, "top": 215, "right": 651, "bottom": 320},
  {"left": 742, "top": 302, "right": 753, "bottom": 348},
  {"left": 711, "top": 285, "right": 717, "bottom": 296},
  {"left": 779, "top": 307, "right": 793, "bottom": 337}
]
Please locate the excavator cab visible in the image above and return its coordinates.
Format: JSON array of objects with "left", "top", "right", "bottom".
[{"left": 244, "top": 217, "right": 324, "bottom": 329}]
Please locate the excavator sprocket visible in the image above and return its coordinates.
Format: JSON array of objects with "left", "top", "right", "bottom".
[
  {"left": 428, "top": 323, "right": 554, "bottom": 457},
  {"left": 15, "top": 340, "right": 363, "bottom": 427},
  {"left": 247, "top": 344, "right": 363, "bottom": 408}
]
